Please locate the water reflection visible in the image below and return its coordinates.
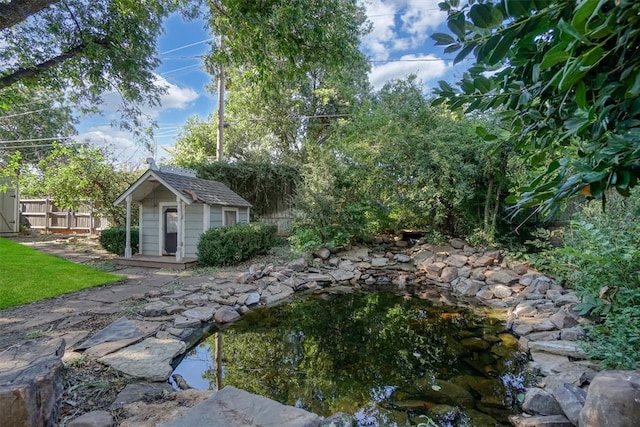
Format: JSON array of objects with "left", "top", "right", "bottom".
[{"left": 171, "top": 291, "right": 528, "bottom": 426}]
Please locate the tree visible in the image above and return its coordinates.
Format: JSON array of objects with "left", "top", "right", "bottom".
[
  {"left": 432, "top": 0, "right": 640, "bottom": 216},
  {"left": 167, "top": 115, "right": 217, "bottom": 166},
  {"left": 19, "top": 142, "right": 139, "bottom": 225},
  {"left": 1, "top": 0, "right": 195, "bottom": 138},
  {"left": 0, "top": 85, "right": 77, "bottom": 162},
  {"left": 206, "top": 0, "right": 370, "bottom": 92}
]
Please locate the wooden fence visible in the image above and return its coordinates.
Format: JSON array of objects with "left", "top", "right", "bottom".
[{"left": 19, "top": 199, "right": 110, "bottom": 234}]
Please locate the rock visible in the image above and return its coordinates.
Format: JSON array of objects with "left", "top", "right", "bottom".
[
  {"left": 460, "top": 337, "right": 490, "bottom": 351},
  {"left": 510, "top": 261, "right": 530, "bottom": 275},
  {"left": 549, "top": 309, "right": 578, "bottom": 330},
  {"left": 450, "top": 238, "right": 466, "bottom": 249},
  {"left": 0, "top": 338, "right": 65, "bottom": 427},
  {"left": 141, "top": 301, "right": 171, "bottom": 317},
  {"left": 392, "top": 254, "right": 410, "bottom": 263},
  {"left": 111, "top": 382, "right": 173, "bottom": 409},
  {"left": 491, "top": 284, "right": 512, "bottom": 299},
  {"left": 509, "top": 414, "right": 574, "bottom": 427},
  {"left": 261, "top": 285, "right": 295, "bottom": 305},
  {"left": 371, "top": 257, "right": 388, "bottom": 267},
  {"left": 68, "top": 410, "right": 114, "bottom": 427},
  {"left": 120, "top": 390, "right": 212, "bottom": 426},
  {"left": 472, "top": 255, "right": 494, "bottom": 267},
  {"left": 76, "top": 317, "right": 150, "bottom": 350},
  {"left": 329, "top": 269, "right": 355, "bottom": 282},
  {"left": 475, "top": 288, "right": 494, "bottom": 300},
  {"left": 445, "top": 254, "right": 468, "bottom": 268},
  {"left": 159, "top": 386, "right": 321, "bottom": 427},
  {"left": 560, "top": 327, "right": 585, "bottom": 341},
  {"left": 470, "top": 268, "right": 486, "bottom": 281},
  {"left": 455, "top": 279, "right": 483, "bottom": 297},
  {"left": 287, "top": 257, "right": 307, "bottom": 272},
  {"left": 528, "top": 275, "right": 553, "bottom": 294},
  {"left": 338, "top": 247, "right": 369, "bottom": 261},
  {"left": 440, "top": 266, "right": 458, "bottom": 283},
  {"left": 244, "top": 292, "right": 261, "bottom": 306},
  {"left": 413, "top": 378, "right": 475, "bottom": 407},
  {"left": 98, "top": 338, "right": 186, "bottom": 381},
  {"left": 522, "top": 388, "right": 563, "bottom": 416},
  {"left": 579, "top": 370, "right": 640, "bottom": 427},
  {"left": 313, "top": 248, "right": 331, "bottom": 260},
  {"left": 426, "top": 261, "right": 445, "bottom": 275},
  {"left": 550, "top": 383, "right": 586, "bottom": 426},
  {"left": 485, "top": 269, "right": 520, "bottom": 286},
  {"left": 554, "top": 292, "right": 580, "bottom": 306},
  {"left": 321, "top": 412, "right": 353, "bottom": 426},
  {"left": 528, "top": 341, "right": 588, "bottom": 359},
  {"left": 214, "top": 307, "right": 241, "bottom": 324},
  {"left": 514, "top": 303, "right": 538, "bottom": 317},
  {"left": 529, "top": 350, "right": 570, "bottom": 376},
  {"left": 182, "top": 306, "right": 216, "bottom": 322},
  {"left": 174, "top": 316, "right": 202, "bottom": 328}
]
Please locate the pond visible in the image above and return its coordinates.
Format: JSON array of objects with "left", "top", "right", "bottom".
[{"left": 171, "top": 291, "right": 529, "bottom": 426}]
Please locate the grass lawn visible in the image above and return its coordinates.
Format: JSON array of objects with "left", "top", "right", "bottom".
[{"left": 0, "top": 238, "right": 122, "bottom": 309}]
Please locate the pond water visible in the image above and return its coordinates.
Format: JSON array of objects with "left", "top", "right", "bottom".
[{"left": 171, "top": 291, "right": 529, "bottom": 426}]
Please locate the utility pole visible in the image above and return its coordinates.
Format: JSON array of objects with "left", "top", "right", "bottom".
[{"left": 216, "top": 43, "right": 225, "bottom": 162}]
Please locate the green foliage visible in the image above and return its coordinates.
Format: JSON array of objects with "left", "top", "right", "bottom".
[
  {"left": 291, "top": 77, "right": 514, "bottom": 251},
  {"left": 536, "top": 190, "right": 640, "bottom": 368},
  {"left": 289, "top": 147, "right": 371, "bottom": 253},
  {"left": 18, "top": 143, "right": 139, "bottom": 225},
  {"left": 433, "top": 0, "right": 640, "bottom": 217},
  {"left": 207, "top": 0, "right": 369, "bottom": 94},
  {"left": 197, "top": 223, "right": 277, "bottom": 267},
  {"left": 194, "top": 161, "right": 300, "bottom": 218},
  {"left": 99, "top": 226, "right": 139, "bottom": 256},
  {"left": 1, "top": 0, "right": 195, "bottom": 139}
]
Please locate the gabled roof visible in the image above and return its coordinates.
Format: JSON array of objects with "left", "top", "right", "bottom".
[{"left": 114, "top": 168, "right": 252, "bottom": 207}]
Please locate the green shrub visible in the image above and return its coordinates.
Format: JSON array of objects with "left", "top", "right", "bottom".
[
  {"left": 536, "top": 190, "right": 640, "bottom": 369},
  {"left": 99, "top": 226, "right": 139, "bottom": 256},
  {"left": 197, "top": 223, "right": 277, "bottom": 266}
]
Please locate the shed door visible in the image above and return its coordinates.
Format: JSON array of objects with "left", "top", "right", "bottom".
[
  {"left": 0, "top": 188, "right": 16, "bottom": 233},
  {"left": 164, "top": 208, "right": 178, "bottom": 255}
]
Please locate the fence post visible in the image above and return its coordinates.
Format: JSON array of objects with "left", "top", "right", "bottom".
[{"left": 45, "top": 198, "right": 50, "bottom": 234}]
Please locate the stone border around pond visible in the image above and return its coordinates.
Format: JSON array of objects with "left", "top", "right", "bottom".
[{"left": 2, "top": 239, "right": 639, "bottom": 426}]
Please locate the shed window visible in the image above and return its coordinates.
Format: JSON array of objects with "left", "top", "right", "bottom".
[{"left": 224, "top": 210, "right": 238, "bottom": 225}]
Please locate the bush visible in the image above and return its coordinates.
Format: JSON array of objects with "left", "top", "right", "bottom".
[
  {"left": 536, "top": 190, "right": 640, "bottom": 369},
  {"left": 99, "top": 226, "right": 139, "bottom": 256},
  {"left": 197, "top": 223, "right": 277, "bottom": 267}
]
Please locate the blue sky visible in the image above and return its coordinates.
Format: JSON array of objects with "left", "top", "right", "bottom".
[{"left": 77, "top": 0, "right": 468, "bottom": 168}]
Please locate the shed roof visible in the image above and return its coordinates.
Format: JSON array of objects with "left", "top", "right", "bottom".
[{"left": 114, "top": 169, "right": 252, "bottom": 208}]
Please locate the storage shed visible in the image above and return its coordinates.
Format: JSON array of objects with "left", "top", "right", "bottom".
[
  {"left": 0, "top": 176, "right": 19, "bottom": 235},
  {"left": 114, "top": 160, "right": 251, "bottom": 266}
]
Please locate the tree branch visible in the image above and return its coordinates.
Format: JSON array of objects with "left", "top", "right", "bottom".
[
  {"left": 0, "top": 0, "right": 61, "bottom": 31},
  {"left": 0, "top": 38, "right": 110, "bottom": 90}
]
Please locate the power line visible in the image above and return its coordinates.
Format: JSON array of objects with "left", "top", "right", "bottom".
[{"left": 0, "top": 136, "right": 74, "bottom": 144}]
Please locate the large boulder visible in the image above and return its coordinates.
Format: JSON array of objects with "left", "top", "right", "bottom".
[
  {"left": 160, "top": 386, "right": 321, "bottom": 427},
  {"left": 579, "top": 370, "right": 640, "bottom": 427},
  {"left": 0, "top": 338, "right": 65, "bottom": 427}
]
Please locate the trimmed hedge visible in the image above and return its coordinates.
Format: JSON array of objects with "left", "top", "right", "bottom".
[
  {"left": 99, "top": 226, "right": 139, "bottom": 256},
  {"left": 197, "top": 223, "right": 277, "bottom": 267}
]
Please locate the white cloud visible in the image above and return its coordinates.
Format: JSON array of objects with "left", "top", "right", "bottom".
[
  {"left": 151, "top": 75, "right": 199, "bottom": 113},
  {"left": 361, "top": 0, "right": 447, "bottom": 60},
  {"left": 77, "top": 127, "right": 150, "bottom": 168},
  {"left": 97, "top": 74, "right": 199, "bottom": 119},
  {"left": 369, "top": 54, "right": 450, "bottom": 90}
]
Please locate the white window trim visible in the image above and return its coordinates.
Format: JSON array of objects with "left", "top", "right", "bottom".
[
  {"left": 222, "top": 207, "right": 239, "bottom": 226},
  {"left": 138, "top": 204, "right": 143, "bottom": 255},
  {"left": 203, "top": 204, "right": 210, "bottom": 232}
]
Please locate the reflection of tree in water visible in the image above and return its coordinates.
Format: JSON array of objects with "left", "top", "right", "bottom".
[{"left": 202, "top": 292, "right": 496, "bottom": 416}]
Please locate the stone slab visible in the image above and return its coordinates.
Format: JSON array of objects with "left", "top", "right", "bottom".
[
  {"left": 159, "top": 386, "right": 321, "bottom": 427},
  {"left": 98, "top": 338, "right": 186, "bottom": 381},
  {"left": 111, "top": 382, "right": 173, "bottom": 409}
]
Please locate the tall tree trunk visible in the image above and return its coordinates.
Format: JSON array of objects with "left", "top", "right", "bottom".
[
  {"left": 484, "top": 175, "right": 494, "bottom": 232},
  {"left": 491, "top": 177, "right": 504, "bottom": 233}
]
